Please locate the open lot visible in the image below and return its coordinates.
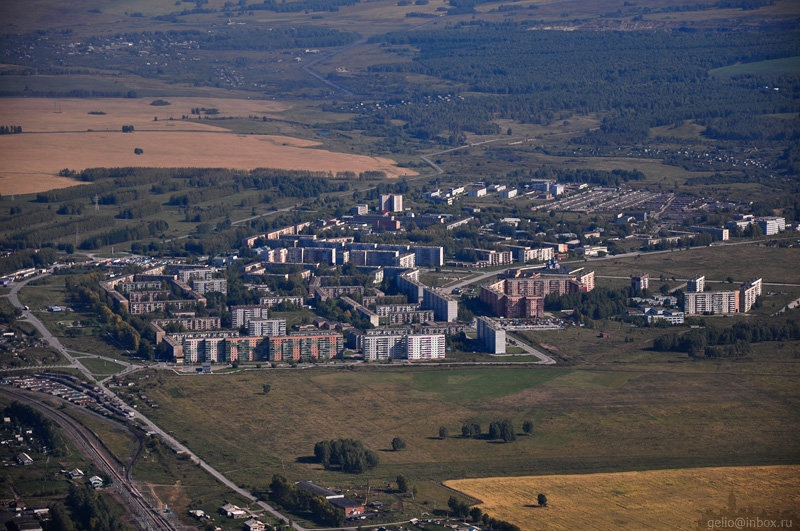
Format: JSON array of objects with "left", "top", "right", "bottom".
[
  {"left": 119, "top": 362, "right": 799, "bottom": 511},
  {"left": 447, "top": 465, "right": 799, "bottom": 530}
]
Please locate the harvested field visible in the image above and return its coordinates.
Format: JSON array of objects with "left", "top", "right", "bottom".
[
  {"left": 447, "top": 465, "right": 800, "bottom": 530},
  {"left": 0, "top": 97, "right": 415, "bottom": 194}
]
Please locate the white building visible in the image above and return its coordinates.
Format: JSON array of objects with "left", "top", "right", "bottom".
[
  {"left": 248, "top": 319, "right": 286, "bottom": 337},
  {"left": 406, "top": 334, "right": 446, "bottom": 360},
  {"left": 363, "top": 332, "right": 406, "bottom": 361},
  {"left": 756, "top": 217, "right": 785, "bottom": 235},
  {"left": 231, "top": 305, "right": 270, "bottom": 328},
  {"left": 380, "top": 194, "right": 403, "bottom": 212}
]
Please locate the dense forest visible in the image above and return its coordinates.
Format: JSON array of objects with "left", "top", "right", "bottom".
[{"left": 322, "top": 24, "right": 800, "bottom": 149}]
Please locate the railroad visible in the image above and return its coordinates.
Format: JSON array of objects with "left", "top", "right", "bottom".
[{"left": 0, "top": 386, "right": 175, "bottom": 530}]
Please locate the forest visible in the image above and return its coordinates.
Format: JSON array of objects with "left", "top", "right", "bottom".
[{"left": 322, "top": 23, "right": 800, "bottom": 150}]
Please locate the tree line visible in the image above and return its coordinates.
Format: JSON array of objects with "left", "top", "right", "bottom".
[{"left": 653, "top": 311, "right": 800, "bottom": 357}]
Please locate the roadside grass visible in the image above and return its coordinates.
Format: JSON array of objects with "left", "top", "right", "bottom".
[
  {"left": 447, "top": 465, "right": 800, "bottom": 531},
  {"left": 74, "top": 356, "right": 126, "bottom": 377}
]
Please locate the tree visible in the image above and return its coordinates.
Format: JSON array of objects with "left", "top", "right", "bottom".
[
  {"left": 537, "top": 493, "right": 547, "bottom": 507},
  {"left": 438, "top": 425, "right": 449, "bottom": 439},
  {"left": 262, "top": 384, "right": 271, "bottom": 394},
  {"left": 522, "top": 420, "right": 534, "bottom": 436},
  {"left": 469, "top": 506, "right": 482, "bottom": 522},
  {"left": 461, "top": 422, "right": 481, "bottom": 438},
  {"left": 391, "top": 437, "right": 406, "bottom": 451},
  {"left": 396, "top": 474, "right": 408, "bottom": 493}
]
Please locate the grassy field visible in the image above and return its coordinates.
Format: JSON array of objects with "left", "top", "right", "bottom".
[
  {"left": 446, "top": 465, "right": 800, "bottom": 531},
  {"left": 114, "top": 362, "right": 799, "bottom": 515},
  {"left": 710, "top": 56, "right": 800, "bottom": 77},
  {"left": 574, "top": 244, "right": 800, "bottom": 285}
]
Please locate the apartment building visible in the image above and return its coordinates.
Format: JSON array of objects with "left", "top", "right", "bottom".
[
  {"left": 476, "top": 317, "right": 506, "bottom": 354},
  {"left": 740, "top": 278, "right": 762, "bottom": 313},
  {"left": 363, "top": 330, "right": 406, "bottom": 361},
  {"left": 266, "top": 332, "right": 343, "bottom": 362},
  {"left": 684, "top": 290, "right": 740, "bottom": 315},
  {"left": 379, "top": 194, "right": 403, "bottom": 213},
  {"left": 192, "top": 278, "right": 228, "bottom": 295},
  {"left": 231, "top": 305, "right": 270, "bottom": 329},
  {"left": 687, "top": 275, "right": 705, "bottom": 293},
  {"left": 248, "top": 319, "right": 287, "bottom": 337},
  {"left": 406, "top": 334, "right": 446, "bottom": 360}
]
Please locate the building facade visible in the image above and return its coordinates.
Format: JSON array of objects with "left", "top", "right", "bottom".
[{"left": 406, "top": 334, "right": 445, "bottom": 360}]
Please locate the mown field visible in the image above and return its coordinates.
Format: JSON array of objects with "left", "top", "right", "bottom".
[
  {"left": 0, "top": 97, "right": 414, "bottom": 195},
  {"left": 447, "top": 465, "right": 800, "bottom": 531}
]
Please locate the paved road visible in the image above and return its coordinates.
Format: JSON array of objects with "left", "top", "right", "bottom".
[
  {"left": 3, "top": 274, "right": 302, "bottom": 530},
  {"left": 7, "top": 276, "right": 95, "bottom": 382},
  {"left": 498, "top": 335, "right": 556, "bottom": 365}
]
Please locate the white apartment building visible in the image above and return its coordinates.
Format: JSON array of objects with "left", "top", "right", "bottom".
[
  {"left": 406, "top": 334, "right": 446, "bottom": 360},
  {"left": 248, "top": 319, "right": 286, "bottom": 337},
  {"left": 363, "top": 333, "right": 406, "bottom": 361}
]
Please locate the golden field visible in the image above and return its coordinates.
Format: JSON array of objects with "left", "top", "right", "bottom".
[
  {"left": 0, "top": 97, "right": 415, "bottom": 195},
  {"left": 446, "top": 465, "right": 800, "bottom": 530}
]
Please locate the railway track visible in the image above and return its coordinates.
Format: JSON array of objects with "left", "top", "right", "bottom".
[{"left": 0, "top": 387, "right": 175, "bottom": 530}]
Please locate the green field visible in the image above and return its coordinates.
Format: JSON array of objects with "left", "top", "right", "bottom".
[
  {"left": 114, "top": 362, "right": 799, "bottom": 518},
  {"left": 710, "top": 56, "right": 800, "bottom": 78}
]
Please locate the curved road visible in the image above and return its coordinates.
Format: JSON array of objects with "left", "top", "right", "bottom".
[{"left": 3, "top": 274, "right": 301, "bottom": 530}]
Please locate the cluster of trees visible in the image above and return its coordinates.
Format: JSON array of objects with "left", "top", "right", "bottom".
[
  {"left": 247, "top": 0, "right": 359, "bottom": 12},
  {"left": 460, "top": 419, "right": 519, "bottom": 442},
  {"left": 4, "top": 402, "right": 65, "bottom": 456},
  {"left": 121, "top": 125, "right": 134, "bottom": 133},
  {"left": 0, "top": 125, "right": 22, "bottom": 134},
  {"left": 335, "top": 23, "right": 799, "bottom": 150},
  {"left": 0, "top": 247, "right": 58, "bottom": 276},
  {"left": 65, "top": 272, "right": 154, "bottom": 358},
  {"left": 447, "top": 497, "right": 520, "bottom": 530},
  {"left": 203, "top": 26, "right": 359, "bottom": 50},
  {"left": 268, "top": 475, "right": 345, "bottom": 527},
  {"left": 545, "top": 287, "right": 631, "bottom": 321},
  {"left": 488, "top": 419, "right": 516, "bottom": 442},
  {"left": 49, "top": 484, "right": 129, "bottom": 531},
  {"left": 78, "top": 220, "right": 169, "bottom": 250},
  {"left": 313, "top": 438, "right": 379, "bottom": 473},
  {"left": 653, "top": 312, "right": 800, "bottom": 357}
]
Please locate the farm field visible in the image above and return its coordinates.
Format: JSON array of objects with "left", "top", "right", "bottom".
[
  {"left": 0, "top": 97, "right": 415, "bottom": 195},
  {"left": 446, "top": 465, "right": 800, "bottom": 531}
]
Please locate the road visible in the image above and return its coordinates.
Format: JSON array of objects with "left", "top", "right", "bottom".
[
  {"left": 3, "top": 273, "right": 301, "bottom": 530},
  {"left": 497, "top": 335, "right": 556, "bottom": 365},
  {"left": 7, "top": 276, "right": 95, "bottom": 382}
]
